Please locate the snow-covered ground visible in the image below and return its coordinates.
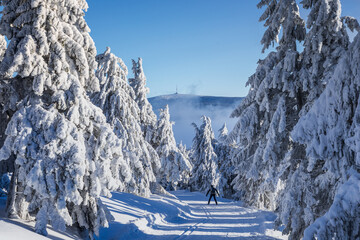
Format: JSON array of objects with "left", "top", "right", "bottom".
[
  {"left": 0, "top": 197, "right": 80, "bottom": 239},
  {"left": 0, "top": 191, "right": 287, "bottom": 239}
]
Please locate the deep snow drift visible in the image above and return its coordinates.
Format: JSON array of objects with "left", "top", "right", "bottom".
[{"left": 0, "top": 190, "right": 288, "bottom": 239}]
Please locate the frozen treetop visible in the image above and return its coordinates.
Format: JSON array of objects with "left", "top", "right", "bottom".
[
  {"left": 97, "top": 47, "right": 129, "bottom": 79},
  {"left": 0, "top": 0, "right": 99, "bottom": 93},
  {"left": 258, "top": 0, "right": 305, "bottom": 52},
  {"left": 155, "top": 104, "right": 180, "bottom": 158},
  {"left": 343, "top": 16, "right": 360, "bottom": 33},
  {"left": 218, "top": 123, "right": 228, "bottom": 143}
]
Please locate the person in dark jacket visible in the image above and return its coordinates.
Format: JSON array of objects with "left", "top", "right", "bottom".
[{"left": 206, "top": 185, "right": 219, "bottom": 205}]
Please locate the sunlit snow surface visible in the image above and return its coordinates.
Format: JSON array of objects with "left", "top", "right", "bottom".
[
  {"left": 98, "top": 190, "right": 287, "bottom": 239},
  {"left": 0, "top": 191, "right": 287, "bottom": 239}
]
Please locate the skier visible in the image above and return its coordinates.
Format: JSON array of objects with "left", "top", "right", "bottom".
[{"left": 206, "top": 185, "right": 219, "bottom": 205}]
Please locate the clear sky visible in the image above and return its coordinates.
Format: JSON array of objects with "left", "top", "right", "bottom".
[{"left": 85, "top": 0, "right": 360, "bottom": 98}]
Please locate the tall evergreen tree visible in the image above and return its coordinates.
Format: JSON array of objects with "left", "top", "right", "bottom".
[
  {"left": 190, "top": 116, "right": 219, "bottom": 192},
  {"left": 0, "top": 1, "right": 130, "bottom": 237},
  {"left": 177, "top": 142, "right": 192, "bottom": 189},
  {"left": 275, "top": 1, "right": 353, "bottom": 238},
  {"left": 285, "top": 18, "right": 360, "bottom": 239},
  {"left": 91, "top": 47, "right": 160, "bottom": 197},
  {"left": 154, "top": 105, "right": 192, "bottom": 190},
  {"left": 230, "top": 0, "right": 306, "bottom": 209},
  {"left": 215, "top": 124, "right": 236, "bottom": 198},
  {"left": 129, "top": 58, "right": 158, "bottom": 147}
]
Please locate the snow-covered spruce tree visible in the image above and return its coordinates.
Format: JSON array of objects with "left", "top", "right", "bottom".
[
  {"left": 129, "top": 58, "right": 158, "bottom": 147},
  {"left": 215, "top": 123, "right": 236, "bottom": 198},
  {"left": 0, "top": 1, "right": 131, "bottom": 237},
  {"left": 229, "top": 0, "right": 305, "bottom": 209},
  {"left": 177, "top": 142, "right": 192, "bottom": 189},
  {"left": 190, "top": 116, "right": 220, "bottom": 192},
  {"left": 0, "top": 34, "right": 14, "bottom": 176},
  {"left": 91, "top": 47, "right": 160, "bottom": 197},
  {"left": 275, "top": 2, "right": 354, "bottom": 239},
  {"left": 153, "top": 105, "right": 192, "bottom": 190},
  {"left": 284, "top": 19, "right": 360, "bottom": 240},
  {"left": 217, "top": 123, "right": 228, "bottom": 144}
]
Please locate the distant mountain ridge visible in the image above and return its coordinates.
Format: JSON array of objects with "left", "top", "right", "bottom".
[
  {"left": 149, "top": 94, "right": 243, "bottom": 112},
  {"left": 148, "top": 94, "right": 243, "bottom": 146}
]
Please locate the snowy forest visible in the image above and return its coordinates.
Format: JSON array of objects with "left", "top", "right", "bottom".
[{"left": 0, "top": 0, "right": 359, "bottom": 239}]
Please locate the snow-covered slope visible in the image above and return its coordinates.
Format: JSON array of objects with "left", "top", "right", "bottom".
[
  {"left": 99, "top": 190, "right": 286, "bottom": 239},
  {"left": 148, "top": 94, "right": 243, "bottom": 146},
  {"left": 0, "top": 191, "right": 287, "bottom": 239}
]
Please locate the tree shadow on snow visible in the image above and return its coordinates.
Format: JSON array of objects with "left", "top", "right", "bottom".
[
  {"left": 98, "top": 191, "right": 285, "bottom": 240},
  {"left": 0, "top": 217, "right": 79, "bottom": 240}
]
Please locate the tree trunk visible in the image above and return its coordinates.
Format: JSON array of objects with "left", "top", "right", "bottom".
[{"left": 6, "top": 161, "right": 18, "bottom": 218}]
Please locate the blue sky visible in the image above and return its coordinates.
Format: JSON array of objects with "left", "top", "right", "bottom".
[{"left": 85, "top": 0, "right": 360, "bottom": 98}]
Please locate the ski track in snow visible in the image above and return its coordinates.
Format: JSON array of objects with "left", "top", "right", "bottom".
[{"left": 98, "top": 190, "right": 287, "bottom": 240}]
